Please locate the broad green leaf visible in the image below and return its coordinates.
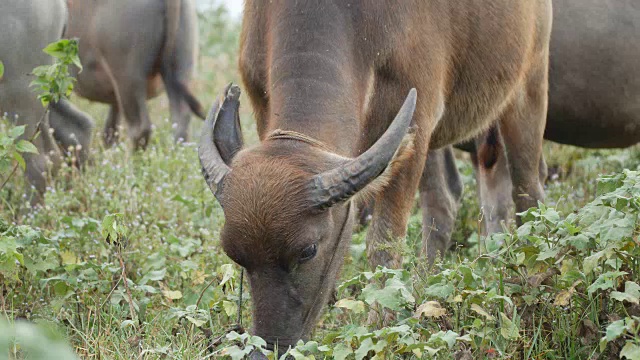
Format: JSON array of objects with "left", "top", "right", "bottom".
[
  {"left": 16, "top": 140, "right": 38, "bottom": 154},
  {"left": 141, "top": 268, "right": 166, "bottom": 283},
  {"left": 583, "top": 250, "right": 607, "bottom": 274},
  {"left": 361, "top": 276, "right": 414, "bottom": 311},
  {"left": 219, "top": 263, "right": 235, "bottom": 288},
  {"left": 423, "top": 283, "right": 455, "bottom": 299},
  {"left": 284, "top": 348, "right": 308, "bottom": 360},
  {"left": 611, "top": 281, "right": 640, "bottom": 304},
  {"left": 335, "top": 298, "right": 366, "bottom": 314},
  {"left": 185, "top": 316, "right": 206, "bottom": 327},
  {"left": 537, "top": 247, "right": 560, "bottom": 261},
  {"left": 354, "top": 338, "right": 375, "bottom": 360},
  {"left": 620, "top": 342, "right": 640, "bottom": 360},
  {"left": 605, "top": 319, "right": 628, "bottom": 342},
  {"left": 60, "top": 251, "right": 78, "bottom": 265},
  {"left": 100, "top": 213, "right": 126, "bottom": 246},
  {"left": 587, "top": 271, "right": 627, "bottom": 294},
  {"left": 222, "top": 300, "right": 237, "bottom": 317},
  {"left": 470, "top": 303, "right": 494, "bottom": 321},
  {"left": 9, "top": 125, "right": 25, "bottom": 139},
  {"left": 354, "top": 338, "right": 387, "bottom": 360},
  {"left": 565, "top": 234, "right": 591, "bottom": 250},
  {"left": 247, "top": 335, "right": 267, "bottom": 349},
  {"left": 500, "top": 312, "right": 520, "bottom": 340},
  {"left": 332, "top": 343, "right": 353, "bottom": 360},
  {"left": 0, "top": 60, "right": 4, "bottom": 79},
  {"left": 222, "top": 345, "right": 253, "bottom": 360},
  {"left": 428, "top": 330, "right": 459, "bottom": 348}
]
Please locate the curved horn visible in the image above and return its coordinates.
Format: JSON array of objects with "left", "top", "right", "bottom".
[
  {"left": 309, "top": 88, "right": 417, "bottom": 210},
  {"left": 198, "top": 83, "right": 243, "bottom": 201}
]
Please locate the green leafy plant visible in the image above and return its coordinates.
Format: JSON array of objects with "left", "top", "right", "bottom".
[
  {"left": 3, "top": 10, "right": 640, "bottom": 358},
  {"left": 30, "top": 39, "right": 82, "bottom": 107},
  {"left": 1, "top": 38, "right": 81, "bottom": 194},
  {"left": 0, "top": 124, "right": 38, "bottom": 189},
  {"left": 0, "top": 320, "right": 78, "bottom": 360}
]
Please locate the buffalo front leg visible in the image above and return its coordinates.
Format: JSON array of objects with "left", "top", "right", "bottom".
[
  {"left": 49, "top": 99, "right": 95, "bottom": 167},
  {"left": 420, "top": 146, "right": 463, "bottom": 264},
  {"left": 22, "top": 114, "right": 62, "bottom": 205},
  {"left": 363, "top": 82, "right": 433, "bottom": 270},
  {"left": 103, "top": 105, "right": 121, "bottom": 147},
  {"left": 499, "top": 64, "right": 548, "bottom": 222}
]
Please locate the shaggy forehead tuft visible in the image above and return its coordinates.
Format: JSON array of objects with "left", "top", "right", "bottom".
[{"left": 221, "top": 156, "right": 314, "bottom": 246}]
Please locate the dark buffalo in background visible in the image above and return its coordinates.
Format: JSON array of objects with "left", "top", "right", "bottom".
[{"left": 65, "top": 0, "right": 205, "bottom": 149}]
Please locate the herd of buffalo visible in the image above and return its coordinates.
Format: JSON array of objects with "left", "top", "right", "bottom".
[{"left": 1, "top": 0, "right": 639, "bottom": 353}]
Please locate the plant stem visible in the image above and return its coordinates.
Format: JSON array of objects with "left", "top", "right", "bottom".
[
  {"left": 116, "top": 248, "right": 138, "bottom": 326},
  {"left": 0, "top": 106, "right": 49, "bottom": 192}
]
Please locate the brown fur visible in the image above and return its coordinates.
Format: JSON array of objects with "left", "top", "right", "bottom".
[
  {"left": 457, "top": 0, "right": 640, "bottom": 238},
  {"left": 218, "top": 0, "right": 552, "bottom": 347}
]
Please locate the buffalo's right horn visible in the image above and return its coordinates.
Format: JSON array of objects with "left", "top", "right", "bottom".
[
  {"left": 198, "top": 83, "right": 244, "bottom": 202},
  {"left": 308, "top": 88, "right": 417, "bottom": 210}
]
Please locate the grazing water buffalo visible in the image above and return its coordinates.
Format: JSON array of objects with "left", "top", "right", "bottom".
[
  {"left": 65, "top": 0, "right": 205, "bottom": 149},
  {"left": 0, "top": 0, "right": 94, "bottom": 204},
  {"left": 199, "top": 0, "right": 552, "bottom": 348},
  {"left": 421, "top": 0, "right": 640, "bottom": 260}
]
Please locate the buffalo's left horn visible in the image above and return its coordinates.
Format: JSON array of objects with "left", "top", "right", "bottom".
[
  {"left": 309, "top": 88, "right": 417, "bottom": 210},
  {"left": 198, "top": 83, "right": 244, "bottom": 201}
]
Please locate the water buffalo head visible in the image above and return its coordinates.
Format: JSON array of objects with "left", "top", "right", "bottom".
[{"left": 198, "top": 84, "right": 416, "bottom": 349}]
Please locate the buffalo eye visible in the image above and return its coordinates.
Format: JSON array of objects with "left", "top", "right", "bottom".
[{"left": 299, "top": 243, "right": 318, "bottom": 263}]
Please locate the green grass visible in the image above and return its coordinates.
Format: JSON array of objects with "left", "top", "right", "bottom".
[{"left": 2, "top": 7, "right": 640, "bottom": 359}]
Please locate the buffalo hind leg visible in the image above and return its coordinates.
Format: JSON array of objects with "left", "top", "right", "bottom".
[
  {"left": 117, "top": 81, "right": 152, "bottom": 150},
  {"left": 420, "top": 146, "right": 463, "bottom": 264},
  {"left": 165, "top": 80, "right": 192, "bottom": 143},
  {"left": 499, "top": 64, "right": 548, "bottom": 223},
  {"left": 473, "top": 126, "right": 549, "bottom": 234},
  {"left": 472, "top": 127, "right": 514, "bottom": 234}
]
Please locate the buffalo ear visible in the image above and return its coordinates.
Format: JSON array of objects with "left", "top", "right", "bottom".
[{"left": 214, "top": 84, "right": 244, "bottom": 163}]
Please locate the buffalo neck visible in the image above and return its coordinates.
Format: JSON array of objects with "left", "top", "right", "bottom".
[{"left": 265, "top": 3, "right": 365, "bottom": 156}]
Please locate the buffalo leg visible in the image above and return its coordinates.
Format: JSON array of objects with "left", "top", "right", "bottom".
[
  {"left": 472, "top": 127, "right": 514, "bottom": 234},
  {"left": 498, "top": 62, "right": 548, "bottom": 223},
  {"left": 49, "top": 99, "right": 94, "bottom": 166},
  {"left": 165, "top": 81, "right": 191, "bottom": 143},
  {"left": 363, "top": 78, "right": 433, "bottom": 269},
  {"left": 103, "top": 105, "right": 121, "bottom": 147},
  {"left": 472, "top": 126, "right": 549, "bottom": 234},
  {"left": 116, "top": 80, "right": 152, "bottom": 150},
  {"left": 25, "top": 117, "right": 60, "bottom": 205},
  {"left": 420, "top": 146, "right": 463, "bottom": 264}
]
